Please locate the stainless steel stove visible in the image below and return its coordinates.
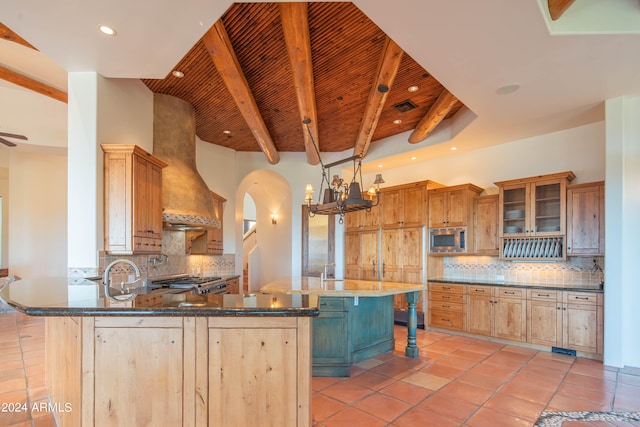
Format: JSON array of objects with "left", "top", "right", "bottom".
[{"left": 149, "top": 275, "right": 228, "bottom": 295}]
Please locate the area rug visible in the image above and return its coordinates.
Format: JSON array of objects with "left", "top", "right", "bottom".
[{"left": 535, "top": 411, "right": 640, "bottom": 426}]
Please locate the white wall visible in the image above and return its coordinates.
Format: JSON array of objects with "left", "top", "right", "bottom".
[
  {"left": 68, "top": 73, "right": 154, "bottom": 269},
  {"left": 604, "top": 96, "right": 640, "bottom": 368},
  {"left": 9, "top": 151, "right": 67, "bottom": 278}
]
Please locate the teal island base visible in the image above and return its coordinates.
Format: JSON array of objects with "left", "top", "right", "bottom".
[{"left": 312, "top": 295, "right": 395, "bottom": 377}]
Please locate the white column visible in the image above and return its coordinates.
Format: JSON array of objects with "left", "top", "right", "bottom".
[
  {"left": 67, "top": 72, "right": 100, "bottom": 271},
  {"left": 604, "top": 96, "right": 640, "bottom": 368}
]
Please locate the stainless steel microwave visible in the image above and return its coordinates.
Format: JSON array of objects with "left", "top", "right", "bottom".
[{"left": 429, "top": 227, "right": 466, "bottom": 253}]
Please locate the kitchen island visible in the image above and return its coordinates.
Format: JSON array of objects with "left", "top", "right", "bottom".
[
  {"left": 0, "top": 277, "right": 319, "bottom": 427},
  {"left": 261, "top": 277, "right": 426, "bottom": 376}
]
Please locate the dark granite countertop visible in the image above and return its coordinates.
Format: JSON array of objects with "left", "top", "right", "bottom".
[
  {"left": 428, "top": 278, "right": 604, "bottom": 293},
  {"left": 0, "top": 277, "right": 319, "bottom": 317}
]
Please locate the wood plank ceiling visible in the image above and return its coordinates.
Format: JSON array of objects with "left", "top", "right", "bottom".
[{"left": 142, "top": 2, "right": 465, "bottom": 164}]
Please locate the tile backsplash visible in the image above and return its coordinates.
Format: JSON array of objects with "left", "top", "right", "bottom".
[
  {"left": 70, "top": 230, "right": 236, "bottom": 284},
  {"left": 431, "top": 256, "right": 604, "bottom": 288}
]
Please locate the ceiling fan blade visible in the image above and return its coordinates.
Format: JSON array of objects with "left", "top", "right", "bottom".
[
  {"left": 0, "top": 132, "right": 27, "bottom": 140},
  {"left": 0, "top": 137, "right": 17, "bottom": 147}
]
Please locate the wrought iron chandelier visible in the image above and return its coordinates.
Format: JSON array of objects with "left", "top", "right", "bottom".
[{"left": 303, "top": 119, "right": 384, "bottom": 223}]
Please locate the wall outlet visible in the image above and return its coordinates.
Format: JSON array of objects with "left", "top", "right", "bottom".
[{"left": 496, "top": 275, "right": 505, "bottom": 282}]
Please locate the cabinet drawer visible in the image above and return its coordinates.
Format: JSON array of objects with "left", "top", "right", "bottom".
[
  {"left": 133, "top": 237, "right": 162, "bottom": 253},
  {"left": 429, "top": 291, "right": 464, "bottom": 304},
  {"left": 430, "top": 309, "right": 464, "bottom": 330},
  {"left": 565, "top": 292, "right": 598, "bottom": 305},
  {"left": 497, "top": 288, "right": 524, "bottom": 299},
  {"left": 530, "top": 290, "right": 558, "bottom": 301},
  {"left": 429, "top": 301, "right": 463, "bottom": 312},
  {"left": 429, "top": 283, "right": 464, "bottom": 294},
  {"left": 468, "top": 286, "right": 491, "bottom": 295},
  {"left": 318, "top": 297, "right": 347, "bottom": 311}
]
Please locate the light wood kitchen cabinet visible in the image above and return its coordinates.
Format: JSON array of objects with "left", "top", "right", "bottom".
[
  {"left": 226, "top": 277, "right": 240, "bottom": 294},
  {"left": 497, "top": 172, "right": 575, "bottom": 238},
  {"left": 381, "top": 183, "right": 428, "bottom": 228},
  {"left": 344, "top": 230, "right": 379, "bottom": 281},
  {"left": 474, "top": 194, "right": 500, "bottom": 255},
  {"left": 344, "top": 196, "right": 380, "bottom": 231},
  {"left": 527, "top": 289, "right": 603, "bottom": 355},
  {"left": 428, "top": 184, "right": 483, "bottom": 228},
  {"left": 102, "top": 144, "right": 167, "bottom": 255},
  {"left": 428, "top": 283, "right": 466, "bottom": 331},
  {"left": 467, "top": 286, "right": 527, "bottom": 342},
  {"left": 566, "top": 181, "right": 605, "bottom": 256},
  {"left": 382, "top": 227, "right": 425, "bottom": 313},
  {"left": 187, "top": 191, "right": 226, "bottom": 255}
]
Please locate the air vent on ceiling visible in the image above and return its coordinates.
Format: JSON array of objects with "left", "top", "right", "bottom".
[{"left": 392, "top": 100, "right": 418, "bottom": 113}]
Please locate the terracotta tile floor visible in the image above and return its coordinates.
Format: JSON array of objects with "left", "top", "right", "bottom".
[{"left": 1, "top": 311, "right": 639, "bottom": 426}]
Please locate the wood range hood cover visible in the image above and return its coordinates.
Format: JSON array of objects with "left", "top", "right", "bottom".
[{"left": 153, "top": 93, "right": 219, "bottom": 231}]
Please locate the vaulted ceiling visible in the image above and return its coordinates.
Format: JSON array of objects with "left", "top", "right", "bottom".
[{"left": 141, "top": 3, "right": 464, "bottom": 164}]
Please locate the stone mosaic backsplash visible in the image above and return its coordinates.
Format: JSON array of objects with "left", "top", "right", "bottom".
[
  {"left": 69, "top": 230, "right": 236, "bottom": 284},
  {"left": 431, "top": 256, "right": 604, "bottom": 288}
]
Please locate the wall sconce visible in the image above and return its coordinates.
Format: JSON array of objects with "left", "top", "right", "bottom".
[{"left": 270, "top": 214, "right": 278, "bottom": 225}]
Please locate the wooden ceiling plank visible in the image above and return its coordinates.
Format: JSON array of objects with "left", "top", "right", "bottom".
[
  {"left": 280, "top": 2, "right": 320, "bottom": 165},
  {"left": 202, "top": 20, "right": 280, "bottom": 164},
  {"left": 353, "top": 36, "right": 404, "bottom": 158},
  {"left": 0, "top": 65, "right": 67, "bottom": 103},
  {"left": 548, "top": 0, "right": 576, "bottom": 21},
  {"left": 408, "top": 89, "right": 458, "bottom": 144}
]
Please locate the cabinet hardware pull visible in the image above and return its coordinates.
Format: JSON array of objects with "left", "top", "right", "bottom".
[
  {"left": 441, "top": 318, "right": 450, "bottom": 322},
  {"left": 382, "top": 261, "right": 386, "bottom": 277},
  {"left": 442, "top": 296, "right": 450, "bottom": 299},
  {"left": 443, "top": 287, "right": 451, "bottom": 290},
  {"left": 575, "top": 297, "right": 589, "bottom": 300},
  {"left": 372, "top": 260, "right": 376, "bottom": 276},
  {"left": 505, "top": 291, "right": 515, "bottom": 295},
  {"left": 442, "top": 305, "right": 450, "bottom": 308},
  {"left": 539, "top": 294, "right": 550, "bottom": 297}
]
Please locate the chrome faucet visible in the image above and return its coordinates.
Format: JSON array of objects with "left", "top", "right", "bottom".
[{"left": 102, "top": 259, "right": 141, "bottom": 302}]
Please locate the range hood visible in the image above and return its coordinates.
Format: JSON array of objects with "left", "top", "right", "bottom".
[{"left": 153, "top": 94, "right": 219, "bottom": 231}]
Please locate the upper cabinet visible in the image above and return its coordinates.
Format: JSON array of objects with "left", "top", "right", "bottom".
[
  {"left": 497, "top": 172, "right": 575, "bottom": 237},
  {"left": 496, "top": 172, "right": 575, "bottom": 260},
  {"left": 428, "top": 184, "right": 483, "bottom": 228},
  {"left": 474, "top": 195, "right": 500, "bottom": 256},
  {"left": 566, "top": 182, "right": 605, "bottom": 256},
  {"left": 381, "top": 183, "right": 429, "bottom": 228},
  {"left": 188, "top": 191, "right": 226, "bottom": 256},
  {"left": 344, "top": 196, "right": 379, "bottom": 231},
  {"left": 102, "top": 144, "right": 167, "bottom": 255}
]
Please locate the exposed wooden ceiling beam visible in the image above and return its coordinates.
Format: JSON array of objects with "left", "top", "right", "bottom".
[
  {"left": 408, "top": 89, "right": 458, "bottom": 144},
  {"left": 202, "top": 21, "right": 280, "bottom": 165},
  {"left": 548, "top": 0, "right": 576, "bottom": 21},
  {"left": 0, "top": 23, "right": 37, "bottom": 50},
  {"left": 0, "top": 65, "right": 67, "bottom": 103},
  {"left": 280, "top": 2, "right": 320, "bottom": 166},
  {"left": 353, "top": 37, "right": 403, "bottom": 159}
]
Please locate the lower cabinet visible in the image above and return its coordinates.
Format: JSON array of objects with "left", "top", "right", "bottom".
[
  {"left": 427, "top": 282, "right": 603, "bottom": 357},
  {"left": 528, "top": 289, "right": 603, "bottom": 354},
  {"left": 45, "top": 316, "right": 312, "bottom": 426},
  {"left": 428, "top": 283, "right": 466, "bottom": 331},
  {"left": 226, "top": 277, "right": 240, "bottom": 294},
  {"left": 312, "top": 296, "right": 394, "bottom": 377},
  {"left": 467, "top": 286, "right": 527, "bottom": 342}
]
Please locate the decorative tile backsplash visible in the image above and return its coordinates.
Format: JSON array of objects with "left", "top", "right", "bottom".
[
  {"left": 432, "top": 256, "right": 604, "bottom": 288},
  {"left": 70, "top": 230, "right": 236, "bottom": 283}
]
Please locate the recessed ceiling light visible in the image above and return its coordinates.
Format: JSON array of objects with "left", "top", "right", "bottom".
[
  {"left": 393, "top": 119, "right": 402, "bottom": 125},
  {"left": 408, "top": 85, "right": 419, "bottom": 92},
  {"left": 411, "top": 156, "right": 417, "bottom": 160},
  {"left": 377, "top": 164, "right": 383, "bottom": 168},
  {"left": 99, "top": 25, "right": 117, "bottom": 36},
  {"left": 172, "top": 70, "right": 185, "bottom": 78},
  {"left": 223, "top": 130, "right": 232, "bottom": 135},
  {"left": 496, "top": 83, "right": 520, "bottom": 95},
  {"left": 450, "top": 147, "right": 457, "bottom": 151}
]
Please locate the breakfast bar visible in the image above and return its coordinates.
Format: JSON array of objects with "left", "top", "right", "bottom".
[
  {"left": 261, "top": 277, "right": 426, "bottom": 376},
  {"left": 0, "top": 277, "right": 319, "bottom": 427}
]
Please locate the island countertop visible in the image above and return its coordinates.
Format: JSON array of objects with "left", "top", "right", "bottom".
[
  {"left": 0, "top": 277, "right": 319, "bottom": 317},
  {"left": 261, "top": 276, "right": 426, "bottom": 296}
]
